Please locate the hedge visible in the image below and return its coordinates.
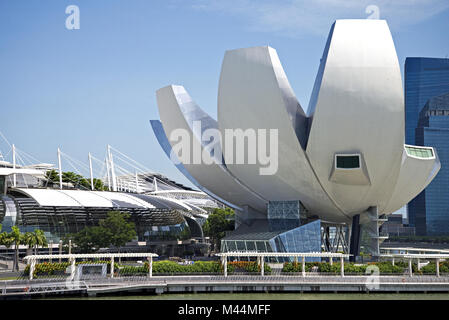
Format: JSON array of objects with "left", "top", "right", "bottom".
[
  {"left": 228, "top": 261, "right": 271, "bottom": 273},
  {"left": 152, "top": 260, "right": 228, "bottom": 274},
  {"left": 24, "top": 260, "right": 113, "bottom": 277},
  {"left": 26, "top": 260, "right": 434, "bottom": 277},
  {"left": 282, "top": 261, "right": 404, "bottom": 274}
]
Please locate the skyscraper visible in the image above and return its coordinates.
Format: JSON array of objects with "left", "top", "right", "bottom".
[
  {"left": 411, "top": 92, "right": 449, "bottom": 235},
  {"left": 405, "top": 58, "right": 449, "bottom": 145},
  {"left": 405, "top": 57, "right": 449, "bottom": 234}
]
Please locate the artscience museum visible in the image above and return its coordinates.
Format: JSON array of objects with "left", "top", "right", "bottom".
[{"left": 152, "top": 19, "right": 441, "bottom": 259}]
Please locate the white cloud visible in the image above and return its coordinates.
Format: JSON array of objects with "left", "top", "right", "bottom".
[{"left": 189, "top": 0, "right": 449, "bottom": 37}]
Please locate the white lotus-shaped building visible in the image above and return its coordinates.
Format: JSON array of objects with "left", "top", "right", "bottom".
[{"left": 152, "top": 20, "right": 440, "bottom": 256}]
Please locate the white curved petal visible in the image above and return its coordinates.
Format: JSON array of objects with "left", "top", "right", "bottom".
[
  {"left": 384, "top": 146, "right": 441, "bottom": 214},
  {"left": 156, "top": 85, "right": 267, "bottom": 213},
  {"left": 306, "top": 20, "right": 404, "bottom": 215},
  {"left": 218, "top": 46, "right": 347, "bottom": 222}
]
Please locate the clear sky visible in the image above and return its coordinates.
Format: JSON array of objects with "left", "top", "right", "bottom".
[{"left": 1, "top": 0, "right": 448, "bottom": 199}]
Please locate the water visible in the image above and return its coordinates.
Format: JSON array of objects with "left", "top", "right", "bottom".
[{"left": 47, "top": 292, "right": 449, "bottom": 300}]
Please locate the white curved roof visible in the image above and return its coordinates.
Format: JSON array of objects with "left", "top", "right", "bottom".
[
  {"left": 217, "top": 46, "right": 346, "bottom": 221},
  {"left": 156, "top": 85, "right": 268, "bottom": 213},
  {"left": 384, "top": 146, "right": 440, "bottom": 213},
  {"left": 306, "top": 19, "right": 405, "bottom": 215},
  {"left": 0, "top": 168, "right": 46, "bottom": 177},
  {"left": 13, "top": 188, "right": 156, "bottom": 209}
]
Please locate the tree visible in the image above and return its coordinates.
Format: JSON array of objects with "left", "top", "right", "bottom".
[
  {"left": 62, "top": 171, "right": 84, "bottom": 187},
  {"left": 45, "top": 169, "right": 59, "bottom": 183},
  {"left": 203, "top": 208, "right": 235, "bottom": 252},
  {"left": 5, "top": 226, "right": 24, "bottom": 271},
  {"left": 99, "top": 211, "right": 137, "bottom": 255},
  {"left": 33, "top": 229, "right": 48, "bottom": 255},
  {"left": 23, "top": 232, "right": 36, "bottom": 256},
  {"left": 45, "top": 169, "right": 107, "bottom": 191},
  {"left": 92, "top": 178, "right": 108, "bottom": 191},
  {"left": 70, "top": 211, "right": 136, "bottom": 254},
  {"left": 71, "top": 226, "right": 109, "bottom": 253}
]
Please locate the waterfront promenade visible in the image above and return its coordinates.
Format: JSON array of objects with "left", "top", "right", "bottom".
[{"left": 2, "top": 274, "right": 449, "bottom": 298}]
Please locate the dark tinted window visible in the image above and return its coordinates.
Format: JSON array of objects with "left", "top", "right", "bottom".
[{"left": 336, "top": 155, "right": 360, "bottom": 169}]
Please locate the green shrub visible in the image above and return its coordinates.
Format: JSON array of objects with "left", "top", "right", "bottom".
[
  {"left": 375, "top": 262, "right": 404, "bottom": 274},
  {"left": 421, "top": 262, "right": 449, "bottom": 274},
  {"left": 152, "top": 260, "right": 231, "bottom": 274},
  {"left": 282, "top": 262, "right": 317, "bottom": 272},
  {"left": 317, "top": 263, "right": 341, "bottom": 274}
]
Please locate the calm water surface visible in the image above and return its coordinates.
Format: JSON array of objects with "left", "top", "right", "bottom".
[{"left": 47, "top": 292, "right": 449, "bottom": 300}]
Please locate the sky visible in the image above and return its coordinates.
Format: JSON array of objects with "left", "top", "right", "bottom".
[{"left": 0, "top": 0, "right": 448, "bottom": 204}]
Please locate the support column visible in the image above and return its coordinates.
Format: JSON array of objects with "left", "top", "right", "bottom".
[
  {"left": 223, "top": 257, "right": 227, "bottom": 277},
  {"left": 349, "top": 214, "right": 361, "bottom": 262},
  {"left": 330, "top": 257, "right": 333, "bottom": 266},
  {"left": 261, "top": 257, "right": 264, "bottom": 277},
  {"left": 57, "top": 148, "right": 63, "bottom": 190},
  {"left": 110, "top": 257, "right": 114, "bottom": 278},
  {"left": 49, "top": 241, "right": 53, "bottom": 263},
  {"left": 409, "top": 258, "right": 413, "bottom": 277},
  {"left": 302, "top": 256, "right": 306, "bottom": 277},
  {"left": 105, "top": 159, "right": 111, "bottom": 191},
  {"left": 88, "top": 153, "right": 94, "bottom": 191},
  {"left": 392, "top": 257, "right": 395, "bottom": 266},
  {"left": 148, "top": 256, "right": 153, "bottom": 278},
  {"left": 340, "top": 256, "right": 345, "bottom": 277},
  {"left": 108, "top": 145, "right": 117, "bottom": 192},
  {"left": 436, "top": 258, "right": 440, "bottom": 277},
  {"left": 70, "top": 257, "right": 76, "bottom": 281},
  {"left": 59, "top": 240, "right": 62, "bottom": 263},
  {"left": 12, "top": 144, "right": 16, "bottom": 187}
]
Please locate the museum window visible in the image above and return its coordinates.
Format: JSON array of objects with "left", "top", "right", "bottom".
[
  {"left": 336, "top": 155, "right": 360, "bottom": 169},
  {"left": 405, "top": 146, "right": 433, "bottom": 158}
]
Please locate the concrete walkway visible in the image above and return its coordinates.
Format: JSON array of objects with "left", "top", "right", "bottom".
[{"left": 3, "top": 275, "right": 449, "bottom": 298}]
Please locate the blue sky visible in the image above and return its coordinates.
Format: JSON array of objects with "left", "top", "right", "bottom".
[{"left": 0, "top": 0, "right": 448, "bottom": 196}]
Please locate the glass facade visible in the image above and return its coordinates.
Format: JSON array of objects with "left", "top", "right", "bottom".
[
  {"left": 0, "top": 194, "right": 189, "bottom": 242},
  {"left": 0, "top": 176, "right": 5, "bottom": 195},
  {"left": 409, "top": 92, "right": 449, "bottom": 235},
  {"left": 405, "top": 57, "right": 449, "bottom": 145},
  {"left": 221, "top": 219, "right": 322, "bottom": 262},
  {"left": 405, "top": 57, "right": 449, "bottom": 232},
  {"left": 267, "top": 200, "right": 302, "bottom": 231},
  {"left": 271, "top": 220, "right": 322, "bottom": 262}
]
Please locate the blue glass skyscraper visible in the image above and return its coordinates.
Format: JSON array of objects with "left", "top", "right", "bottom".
[
  {"left": 410, "top": 93, "right": 449, "bottom": 235},
  {"left": 405, "top": 58, "right": 449, "bottom": 145},
  {"left": 405, "top": 57, "right": 449, "bottom": 234}
]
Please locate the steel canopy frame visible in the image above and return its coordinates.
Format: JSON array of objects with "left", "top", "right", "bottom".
[
  {"left": 216, "top": 251, "right": 350, "bottom": 277},
  {"left": 24, "top": 253, "right": 159, "bottom": 281}
]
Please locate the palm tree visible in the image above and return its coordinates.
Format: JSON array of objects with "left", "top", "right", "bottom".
[
  {"left": 23, "top": 232, "right": 36, "bottom": 256},
  {"left": 0, "top": 231, "right": 13, "bottom": 270},
  {"left": 33, "top": 229, "right": 48, "bottom": 254},
  {"left": 4, "top": 226, "right": 23, "bottom": 271}
]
